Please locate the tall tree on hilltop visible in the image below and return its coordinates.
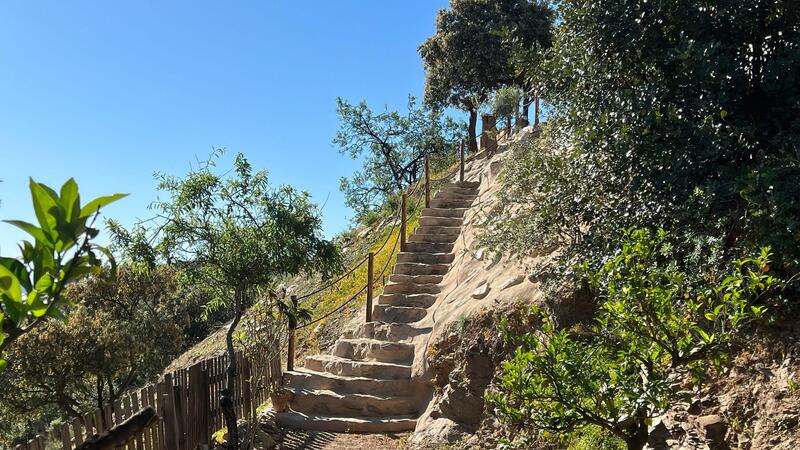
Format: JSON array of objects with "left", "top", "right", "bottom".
[
  {"left": 498, "top": 0, "right": 555, "bottom": 126},
  {"left": 419, "top": 0, "right": 513, "bottom": 152}
]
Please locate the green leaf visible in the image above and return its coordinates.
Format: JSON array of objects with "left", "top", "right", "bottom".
[
  {"left": 0, "top": 265, "right": 22, "bottom": 303},
  {"left": 3, "top": 220, "right": 47, "bottom": 243},
  {"left": 0, "top": 257, "right": 32, "bottom": 293},
  {"left": 0, "top": 359, "right": 6, "bottom": 372},
  {"left": 29, "top": 178, "right": 63, "bottom": 241},
  {"left": 80, "top": 193, "right": 128, "bottom": 218},
  {"left": 60, "top": 178, "right": 81, "bottom": 222}
]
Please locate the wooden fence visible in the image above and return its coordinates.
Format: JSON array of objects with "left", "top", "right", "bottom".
[{"left": 14, "top": 351, "right": 281, "bottom": 450}]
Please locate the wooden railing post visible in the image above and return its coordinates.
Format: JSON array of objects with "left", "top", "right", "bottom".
[
  {"left": 287, "top": 295, "right": 297, "bottom": 372},
  {"left": 459, "top": 140, "right": 465, "bottom": 182},
  {"left": 400, "top": 193, "right": 407, "bottom": 251},
  {"left": 424, "top": 154, "right": 431, "bottom": 208},
  {"left": 366, "top": 252, "right": 374, "bottom": 322}
]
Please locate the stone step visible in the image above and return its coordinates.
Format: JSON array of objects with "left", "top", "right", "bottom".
[
  {"left": 453, "top": 181, "right": 480, "bottom": 189},
  {"left": 373, "top": 304, "right": 428, "bottom": 323},
  {"left": 388, "top": 273, "right": 444, "bottom": 285},
  {"left": 396, "top": 252, "right": 454, "bottom": 265},
  {"left": 393, "top": 262, "right": 450, "bottom": 275},
  {"left": 421, "top": 207, "right": 468, "bottom": 218},
  {"left": 303, "top": 354, "right": 411, "bottom": 379},
  {"left": 383, "top": 281, "right": 440, "bottom": 295},
  {"left": 358, "top": 322, "right": 431, "bottom": 341},
  {"left": 433, "top": 192, "right": 477, "bottom": 202},
  {"left": 332, "top": 338, "right": 414, "bottom": 363},
  {"left": 378, "top": 293, "right": 437, "bottom": 308},
  {"left": 407, "top": 233, "right": 458, "bottom": 244},
  {"left": 439, "top": 183, "right": 479, "bottom": 193},
  {"left": 276, "top": 411, "right": 417, "bottom": 433},
  {"left": 418, "top": 216, "right": 463, "bottom": 227},
  {"left": 286, "top": 388, "right": 420, "bottom": 416},
  {"left": 284, "top": 370, "right": 413, "bottom": 397},
  {"left": 401, "top": 242, "right": 454, "bottom": 253},
  {"left": 431, "top": 198, "right": 475, "bottom": 209},
  {"left": 415, "top": 226, "right": 462, "bottom": 236}
]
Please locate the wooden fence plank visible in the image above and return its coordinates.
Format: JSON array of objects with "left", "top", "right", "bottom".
[
  {"left": 173, "top": 384, "right": 187, "bottom": 450},
  {"left": 59, "top": 423, "right": 71, "bottom": 449},
  {"left": 162, "top": 374, "right": 178, "bottom": 450},
  {"left": 71, "top": 417, "right": 84, "bottom": 446}
]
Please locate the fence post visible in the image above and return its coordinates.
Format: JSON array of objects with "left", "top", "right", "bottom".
[
  {"left": 425, "top": 154, "right": 431, "bottom": 208},
  {"left": 459, "top": 140, "right": 465, "bottom": 182},
  {"left": 400, "top": 193, "right": 407, "bottom": 251},
  {"left": 366, "top": 252, "right": 374, "bottom": 322},
  {"left": 287, "top": 295, "right": 297, "bottom": 372}
]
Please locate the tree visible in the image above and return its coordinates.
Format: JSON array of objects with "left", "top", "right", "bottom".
[
  {"left": 0, "top": 178, "right": 125, "bottom": 367},
  {"left": 419, "top": 0, "right": 514, "bottom": 152},
  {"left": 492, "top": 86, "right": 523, "bottom": 136},
  {"left": 482, "top": 0, "right": 800, "bottom": 280},
  {"left": 113, "top": 151, "right": 340, "bottom": 450},
  {"left": 497, "top": 0, "right": 555, "bottom": 126},
  {"left": 487, "top": 229, "right": 774, "bottom": 450},
  {"left": 334, "top": 96, "right": 463, "bottom": 220}
]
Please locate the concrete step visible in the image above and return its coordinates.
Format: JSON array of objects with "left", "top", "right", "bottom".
[
  {"left": 332, "top": 338, "right": 414, "bottom": 363},
  {"left": 401, "top": 242, "right": 454, "bottom": 253},
  {"left": 388, "top": 273, "right": 444, "bottom": 285},
  {"left": 378, "top": 293, "right": 437, "bottom": 308},
  {"left": 284, "top": 370, "right": 413, "bottom": 397},
  {"left": 396, "top": 252, "right": 454, "bottom": 265},
  {"left": 276, "top": 411, "right": 417, "bottom": 433},
  {"left": 407, "top": 233, "right": 458, "bottom": 244},
  {"left": 358, "top": 322, "right": 431, "bottom": 341},
  {"left": 383, "top": 281, "right": 440, "bottom": 295},
  {"left": 415, "top": 226, "right": 461, "bottom": 236},
  {"left": 421, "top": 207, "right": 468, "bottom": 218},
  {"left": 373, "top": 304, "right": 428, "bottom": 323},
  {"left": 394, "top": 262, "right": 450, "bottom": 275},
  {"left": 287, "top": 388, "right": 420, "bottom": 416},
  {"left": 418, "top": 216, "right": 463, "bottom": 227},
  {"left": 304, "top": 354, "right": 411, "bottom": 379},
  {"left": 431, "top": 198, "right": 475, "bottom": 209}
]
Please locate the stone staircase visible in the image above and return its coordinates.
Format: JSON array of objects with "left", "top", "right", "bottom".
[{"left": 276, "top": 181, "right": 480, "bottom": 433}]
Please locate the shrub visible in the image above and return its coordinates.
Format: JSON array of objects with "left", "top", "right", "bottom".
[{"left": 487, "top": 229, "right": 775, "bottom": 450}]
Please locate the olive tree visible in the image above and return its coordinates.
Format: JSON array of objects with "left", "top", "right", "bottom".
[
  {"left": 334, "top": 95, "right": 463, "bottom": 220},
  {"left": 113, "top": 151, "right": 340, "bottom": 449}
]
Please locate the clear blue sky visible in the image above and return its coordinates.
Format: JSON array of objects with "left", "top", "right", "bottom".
[{"left": 0, "top": 1, "right": 451, "bottom": 255}]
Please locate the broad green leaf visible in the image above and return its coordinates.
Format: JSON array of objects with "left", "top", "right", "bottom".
[
  {"left": 0, "top": 265, "right": 22, "bottom": 303},
  {"left": 0, "top": 257, "right": 31, "bottom": 293},
  {"left": 59, "top": 178, "right": 80, "bottom": 222},
  {"left": 80, "top": 193, "right": 128, "bottom": 218},
  {"left": 3, "top": 220, "right": 47, "bottom": 243},
  {"left": 0, "top": 359, "right": 6, "bottom": 371},
  {"left": 29, "top": 178, "right": 63, "bottom": 241},
  {"left": 0, "top": 312, "right": 4, "bottom": 347}
]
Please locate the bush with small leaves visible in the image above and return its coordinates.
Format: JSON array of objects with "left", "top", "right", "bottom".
[{"left": 487, "top": 229, "right": 774, "bottom": 450}]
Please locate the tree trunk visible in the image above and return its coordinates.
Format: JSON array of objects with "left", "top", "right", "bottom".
[
  {"left": 522, "top": 95, "right": 531, "bottom": 122},
  {"left": 221, "top": 287, "right": 244, "bottom": 450},
  {"left": 534, "top": 94, "right": 541, "bottom": 127},
  {"left": 624, "top": 419, "right": 650, "bottom": 450},
  {"left": 506, "top": 116, "right": 512, "bottom": 137},
  {"left": 468, "top": 108, "right": 478, "bottom": 153}
]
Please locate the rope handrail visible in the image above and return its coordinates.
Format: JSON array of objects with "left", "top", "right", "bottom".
[
  {"left": 295, "top": 283, "right": 368, "bottom": 330},
  {"left": 295, "top": 255, "right": 368, "bottom": 301}
]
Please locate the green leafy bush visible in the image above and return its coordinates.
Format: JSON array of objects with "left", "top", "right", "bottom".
[
  {"left": 487, "top": 229, "right": 775, "bottom": 450},
  {"left": 481, "top": 0, "right": 800, "bottom": 286}
]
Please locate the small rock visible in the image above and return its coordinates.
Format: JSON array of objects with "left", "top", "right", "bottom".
[
  {"left": 698, "top": 414, "right": 727, "bottom": 444},
  {"left": 471, "top": 282, "right": 490, "bottom": 299},
  {"left": 474, "top": 248, "right": 485, "bottom": 261},
  {"left": 499, "top": 274, "right": 524, "bottom": 291}
]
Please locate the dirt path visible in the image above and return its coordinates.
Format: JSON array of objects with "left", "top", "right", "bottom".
[{"left": 279, "top": 429, "right": 410, "bottom": 449}]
